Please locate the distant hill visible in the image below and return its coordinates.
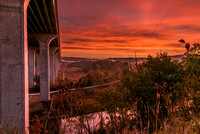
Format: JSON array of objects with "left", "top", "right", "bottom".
[
  {"left": 105, "top": 57, "right": 146, "bottom": 63},
  {"left": 59, "top": 55, "right": 185, "bottom": 81},
  {"left": 62, "top": 55, "right": 185, "bottom": 63},
  {"left": 67, "top": 59, "right": 129, "bottom": 73},
  {"left": 62, "top": 57, "right": 98, "bottom": 62},
  {"left": 170, "top": 55, "right": 185, "bottom": 61}
]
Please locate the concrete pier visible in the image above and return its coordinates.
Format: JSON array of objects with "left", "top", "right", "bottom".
[
  {"left": 39, "top": 40, "right": 50, "bottom": 101},
  {"left": 28, "top": 46, "right": 38, "bottom": 87},
  {"left": 35, "top": 49, "right": 40, "bottom": 76},
  {"left": 32, "top": 34, "right": 58, "bottom": 101},
  {"left": 54, "top": 49, "right": 62, "bottom": 81},
  {"left": 0, "top": 0, "right": 30, "bottom": 131},
  {"left": 0, "top": 0, "right": 60, "bottom": 131},
  {"left": 50, "top": 47, "right": 59, "bottom": 85}
]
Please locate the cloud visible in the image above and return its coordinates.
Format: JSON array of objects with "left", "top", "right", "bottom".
[
  {"left": 168, "top": 25, "right": 200, "bottom": 34},
  {"left": 165, "top": 43, "right": 184, "bottom": 48},
  {"left": 61, "top": 28, "right": 169, "bottom": 40},
  {"left": 62, "top": 38, "right": 129, "bottom": 43},
  {"left": 62, "top": 47, "right": 90, "bottom": 50},
  {"left": 61, "top": 46, "right": 178, "bottom": 53},
  {"left": 58, "top": 0, "right": 200, "bottom": 58},
  {"left": 61, "top": 47, "right": 139, "bottom": 52}
]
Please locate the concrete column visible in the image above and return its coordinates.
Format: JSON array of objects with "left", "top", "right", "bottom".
[
  {"left": 50, "top": 47, "right": 59, "bottom": 85},
  {"left": 54, "top": 50, "right": 62, "bottom": 81},
  {"left": 35, "top": 49, "right": 40, "bottom": 76},
  {"left": 39, "top": 41, "right": 50, "bottom": 101},
  {"left": 0, "top": 0, "right": 30, "bottom": 131},
  {"left": 31, "top": 34, "right": 58, "bottom": 101},
  {"left": 28, "top": 46, "right": 38, "bottom": 87}
]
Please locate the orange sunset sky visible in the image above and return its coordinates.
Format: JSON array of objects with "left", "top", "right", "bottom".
[{"left": 58, "top": 0, "right": 200, "bottom": 59}]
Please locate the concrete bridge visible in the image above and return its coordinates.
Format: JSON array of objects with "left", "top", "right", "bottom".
[{"left": 0, "top": 0, "right": 61, "bottom": 131}]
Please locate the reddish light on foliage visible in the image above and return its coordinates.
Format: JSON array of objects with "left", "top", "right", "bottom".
[{"left": 29, "top": 115, "right": 44, "bottom": 134}]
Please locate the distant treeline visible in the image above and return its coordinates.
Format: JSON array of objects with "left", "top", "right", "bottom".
[{"left": 67, "top": 60, "right": 129, "bottom": 73}]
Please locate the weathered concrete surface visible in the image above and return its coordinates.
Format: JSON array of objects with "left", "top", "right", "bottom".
[
  {"left": 0, "top": 0, "right": 29, "bottom": 131},
  {"left": 39, "top": 40, "right": 50, "bottom": 101},
  {"left": 35, "top": 49, "right": 40, "bottom": 76},
  {"left": 50, "top": 47, "right": 59, "bottom": 85},
  {"left": 54, "top": 50, "right": 62, "bottom": 81},
  {"left": 31, "top": 34, "right": 58, "bottom": 101},
  {"left": 28, "top": 46, "right": 38, "bottom": 87}
]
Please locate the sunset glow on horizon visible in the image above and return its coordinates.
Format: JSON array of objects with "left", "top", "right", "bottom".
[{"left": 58, "top": 0, "right": 200, "bottom": 59}]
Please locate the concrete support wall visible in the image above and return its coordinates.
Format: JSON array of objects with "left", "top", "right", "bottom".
[
  {"left": 0, "top": 0, "right": 29, "bottom": 131},
  {"left": 28, "top": 46, "right": 38, "bottom": 87}
]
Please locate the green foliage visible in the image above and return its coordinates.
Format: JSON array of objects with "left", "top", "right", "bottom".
[
  {"left": 91, "top": 50, "right": 199, "bottom": 133},
  {"left": 29, "top": 115, "right": 44, "bottom": 134},
  {"left": 29, "top": 40, "right": 200, "bottom": 133},
  {"left": 79, "top": 76, "right": 90, "bottom": 87},
  {"left": 29, "top": 75, "right": 40, "bottom": 93},
  {"left": 56, "top": 77, "right": 73, "bottom": 89},
  {"left": 120, "top": 53, "right": 184, "bottom": 133},
  {"left": 179, "top": 41, "right": 200, "bottom": 126},
  {"left": 68, "top": 60, "right": 129, "bottom": 73},
  {"left": 95, "top": 88, "right": 129, "bottom": 133},
  {"left": 96, "top": 88, "right": 126, "bottom": 113}
]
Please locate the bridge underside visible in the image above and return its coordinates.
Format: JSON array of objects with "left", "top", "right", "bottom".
[{"left": 0, "top": 0, "right": 61, "bottom": 131}]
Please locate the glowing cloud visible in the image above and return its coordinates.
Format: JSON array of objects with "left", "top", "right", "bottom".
[{"left": 58, "top": 0, "right": 200, "bottom": 58}]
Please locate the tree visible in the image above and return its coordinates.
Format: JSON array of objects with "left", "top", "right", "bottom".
[
  {"left": 178, "top": 40, "right": 200, "bottom": 133},
  {"left": 121, "top": 53, "right": 184, "bottom": 133},
  {"left": 95, "top": 88, "right": 128, "bottom": 133}
]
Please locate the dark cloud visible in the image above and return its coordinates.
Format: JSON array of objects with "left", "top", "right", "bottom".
[
  {"left": 169, "top": 25, "right": 200, "bottom": 33},
  {"left": 62, "top": 38, "right": 129, "bottom": 43},
  {"left": 166, "top": 43, "right": 184, "bottom": 48},
  {"left": 62, "top": 47, "right": 151, "bottom": 53},
  {"left": 62, "top": 46, "right": 164, "bottom": 54},
  {"left": 61, "top": 28, "right": 169, "bottom": 41},
  {"left": 62, "top": 47, "right": 90, "bottom": 50},
  {"left": 105, "top": 29, "right": 170, "bottom": 39},
  {"left": 61, "top": 41, "right": 76, "bottom": 44},
  {"left": 62, "top": 46, "right": 131, "bottom": 51},
  {"left": 112, "top": 44, "right": 137, "bottom": 47}
]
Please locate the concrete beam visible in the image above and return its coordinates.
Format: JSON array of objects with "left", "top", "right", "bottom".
[
  {"left": 33, "top": 0, "right": 48, "bottom": 32},
  {"left": 0, "top": 0, "right": 30, "bottom": 132},
  {"left": 31, "top": 34, "right": 58, "bottom": 101},
  {"left": 28, "top": 4, "right": 44, "bottom": 32},
  {"left": 42, "top": 0, "right": 53, "bottom": 33}
]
